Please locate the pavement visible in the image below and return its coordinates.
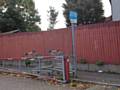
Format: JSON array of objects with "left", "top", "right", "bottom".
[
  {"left": 76, "top": 71, "right": 120, "bottom": 86},
  {"left": 0, "top": 76, "right": 74, "bottom": 90},
  {"left": 86, "top": 85, "right": 118, "bottom": 90},
  {"left": 0, "top": 68, "right": 120, "bottom": 90},
  {"left": 0, "top": 67, "right": 120, "bottom": 90}
]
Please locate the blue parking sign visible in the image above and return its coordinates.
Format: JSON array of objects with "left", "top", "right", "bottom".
[
  {"left": 69, "top": 11, "right": 77, "bottom": 23},
  {"left": 69, "top": 11, "right": 77, "bottom": 19}
]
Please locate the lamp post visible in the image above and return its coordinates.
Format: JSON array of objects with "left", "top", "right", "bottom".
[{"left": 69, "top": 11, "right": 77, "bottom": 77}]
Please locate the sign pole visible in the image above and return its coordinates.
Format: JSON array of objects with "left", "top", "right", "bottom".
[
  {"left": 69, "top": 11, "right": 77, "bottom": 77},
  {"left": 71, "top": 23, "right": 77, "bottom": 77}
]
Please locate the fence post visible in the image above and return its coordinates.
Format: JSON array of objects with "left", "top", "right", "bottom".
[
  {"left": 38, "top": 58, "right": 41, "bottom": 74},
  {"left": 18, "top": 60, "right": 21, "bottom": 71}
]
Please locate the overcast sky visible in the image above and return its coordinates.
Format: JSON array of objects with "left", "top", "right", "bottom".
[{"left": 34, "top": 0, "right": 111, "bottom": 30}]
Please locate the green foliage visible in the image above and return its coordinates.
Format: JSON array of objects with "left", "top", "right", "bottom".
[
  {"left": 96, "top": 60, "right": 104, "bottom": 66},
  {"left": 47, "top": 6, "right": 58, "bottom": 30},
  {"left": 80, "top": 58, "right": 87, "bottom": 64},
  {"left": 0, "top": 0, "right": 41, "bottom": 32},
  {"left": 63, "top": 0, "right": 105, "bottom": 26},
  {"left": 25, "top": 60, "right": 32, "bottom": 67}
]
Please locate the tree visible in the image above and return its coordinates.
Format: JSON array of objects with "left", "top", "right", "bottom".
[
  {"left": 0, "top": 0, "right": 41, "bottom": 32},
  {"left": 47, "top": 6, "right": 58, "bottom": 30},
  {"left": 63, "top": 0, "right": 105, "bottom": 26}
]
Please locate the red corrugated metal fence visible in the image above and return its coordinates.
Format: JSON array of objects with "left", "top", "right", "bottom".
[{"left": 0, "top": 21, "right": 120, "bottom": 64}]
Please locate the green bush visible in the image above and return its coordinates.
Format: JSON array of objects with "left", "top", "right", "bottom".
[
  {"left": 80, "top": 58, "right": 87, "bottom": 64},
  {"left": 96, "top": 60, "right": 104, "bottom": 66},
  {"left": 25, "top": 60, "right": 32, "bottom": 67}
]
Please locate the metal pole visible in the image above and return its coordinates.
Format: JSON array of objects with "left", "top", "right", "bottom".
[
  {"left": 38, "top": 58, "right": 41, "bottom": 74},
  {"left": 71, "top": 23, "right": 77, "bottom": 77},
  {"left": 62, "top": 56, "right": 66, "bottom": 82},
  {"left": 18, "top": 60, "right": 21, "bottom": 71}
]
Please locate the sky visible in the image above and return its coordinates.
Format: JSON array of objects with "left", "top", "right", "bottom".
[{"left": 34, "top": 0, "right": 111, "bottom": 30}]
